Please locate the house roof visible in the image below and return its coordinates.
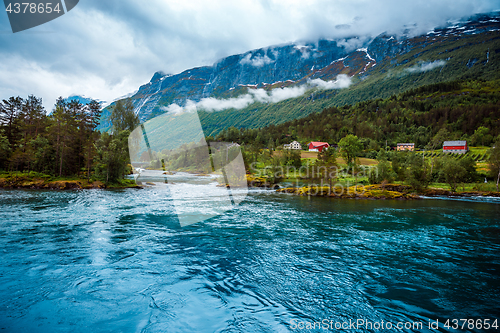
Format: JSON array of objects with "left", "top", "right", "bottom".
[
  {"left": 309, "top": 141, "right": 329, "bottom": 147},
  {"left": 397, "top": 143, "right": 415, "bottom": 146},
  {"left": 443, "top": 141, "right": 467, "bottom": 146}
]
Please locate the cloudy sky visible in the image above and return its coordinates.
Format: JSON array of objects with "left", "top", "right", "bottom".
[{"left": 1, "top": 0, "right": 498, "bottom": 111}]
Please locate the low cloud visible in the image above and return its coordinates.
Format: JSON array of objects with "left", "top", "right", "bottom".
[
  {"left": 293, "top": 45, "right": 313, "bottom": 59},
  {"left": 240, "top": 53, "right": 275, "bottom": 67},
  {"left": 406, "top": 60, "right": 447, "bottom": 73},
  {"left": 309, "top": 75, "right": 352, "bottom": 89},
  {"left": 163, "top": 75, "right": 352, "bottom": 114},
  {"left": 336, "top": 37, "right": 369, "bottom": 52}
]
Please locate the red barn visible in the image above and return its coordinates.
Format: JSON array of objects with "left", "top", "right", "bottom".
[
  {"left": 443, "top": 141, "right": 468, "bottom": 154},
  {"left": 308, "top": 142, "right": 330, "bottom": 152}
]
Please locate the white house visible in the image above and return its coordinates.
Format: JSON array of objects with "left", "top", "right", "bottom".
[{"left": 284, "top": 141, "right": 302, "bottom": 150}]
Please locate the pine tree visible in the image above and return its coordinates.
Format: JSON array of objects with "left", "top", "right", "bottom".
[
  {"left": 109, "top": 98, "right": 139, "bottom": 133},
  {"left": 84, "top": 100, "right": 102, "bottom": 179},
  {"left": 0, "top": 96, "right": 23, "bottom": 145}
]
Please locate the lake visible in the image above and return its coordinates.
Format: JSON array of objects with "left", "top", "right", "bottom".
[{"left": 0, "top": 186, "right": 499, "bottom": 332}]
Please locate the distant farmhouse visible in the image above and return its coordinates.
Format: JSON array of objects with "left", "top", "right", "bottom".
[
  {"left": 397, "top": 143, "right": 415, "bottom": 151},
  {"left": 284, "top": 141, "right": 302, "bottom": 150},
  {"left": 308, "top": 142, "right": 329, "bottom": 152},
  {"left": 443, "top": 141, "right": 468, "bottom": 154}
]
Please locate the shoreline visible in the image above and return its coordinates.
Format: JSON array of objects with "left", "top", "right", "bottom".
[
  {"left": 2, "top": 172, "right": 499, "bottom": 200},
  {"left": 276, "top": 184, "right": 419, "bottom": 200},
  {"left": 275, "top": 183, "right": 500, "bottom": 200},
  {"left": 0, "top": 173, "right": 142, "bottom": 190}
]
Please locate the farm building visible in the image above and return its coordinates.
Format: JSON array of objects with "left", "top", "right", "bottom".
[
  {"left": 283, "top": 141, "right": 302, "bottom": 150},
  {"left": 308, "top": 142, "right": 329, "bottom": 152},
  {"left": 397, "top": 143, "right": 415, "bottom": 151},
  {"left": 443, "top": 141, "right": 468, "bottom": 154}
]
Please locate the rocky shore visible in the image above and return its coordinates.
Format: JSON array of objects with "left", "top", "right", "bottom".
[
  {"left": 276, "top": 184, "right": 420, "bottom": 199},
  {"left": 421, "top": 188, "right": 500, "bottom": 198},
  {"left": 276, "top": 183, "right": 500, "bottom": 200},
  {"left": 0, "top": 173, "right": 141, "bottom": 190}
]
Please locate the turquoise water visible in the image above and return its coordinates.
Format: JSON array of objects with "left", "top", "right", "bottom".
[{"left": 0, "top": 188, "right": 499, "bottom": 332}]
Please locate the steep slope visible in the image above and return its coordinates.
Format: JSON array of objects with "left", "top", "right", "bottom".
[{"left": 98, "top": 11, "right": 500, "bottom": 135}]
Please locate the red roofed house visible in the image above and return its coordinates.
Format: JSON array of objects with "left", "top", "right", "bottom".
[
  {"left": 443, "top": 141, "right": 468, "bottom": 154},
  {"left": 308, "top": 142, "right": 330, "bottom": 152}
]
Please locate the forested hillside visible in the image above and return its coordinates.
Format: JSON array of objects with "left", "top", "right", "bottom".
[
  {"left": 215, "top": 79, "right": 500, "bottom": 151},
  {"left": 198, "top": 28, "right": 500, "bottom": 137}
]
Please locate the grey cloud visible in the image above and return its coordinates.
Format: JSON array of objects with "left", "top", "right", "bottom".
[
  {"left": 0, "top": 0, "right": 498, "bottom": 110},
  {"left": 335, "top": 24, "right": 351, "bottom": 30}
]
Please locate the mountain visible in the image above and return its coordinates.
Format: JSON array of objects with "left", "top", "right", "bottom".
[{"left": 98, "top": 11, "right": 500, "bottom": 136}]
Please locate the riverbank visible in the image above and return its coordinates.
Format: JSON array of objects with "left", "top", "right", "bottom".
[
  {"left": 276, "top": 183, "right": 500, "bottom": 199},
  {"left": 0, "top": 172, "right": 142, "bottom": 190},
  {"left": 276, "top": 184, "right": 419, "bottom": 199}
]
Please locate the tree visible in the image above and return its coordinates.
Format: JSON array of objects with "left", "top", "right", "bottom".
[
  {"left": 440, "top": 157, "right": 466, "bottom": 192},
  {"left": 109, "top": 98, "right": 139, "bottom": 133},
  {"left": 8, "top": 95, "right": 48, "bottom": 173},
  {"left": 338, "top": 134, "right": 362, "bottom": 167},
  {"left": 21, "top": 95, "right": 46, "bottom": 140},
  {"left": 94, "top": 98, "right": 140, "bottom": 183},
  {"left": 284, "top": 149, "right": 302, "bottom": 169},
  {"left": 94, "top": 131, "right": 131, "bottom": 183},
  {"left": 315, "top": 146, "right": 338, "bottom": 188},
  {"left": 488, "top": 141, "right": 500, "bottom": 192},
  {"left": 49, "top": 99, "right": 75, "bottom": 176},
  {"left": 458, "top": 155, "right": 478, "bottom": 183},
  {"left": 83, "top": 100, "right": 102, "bottom": 179},
  {"left": 0, "top": 130, "right": 11, "bottom": 170},
  {"left": 30, "top": 135, "right": 54, "bottom": 174},
  {"left": 390, "top": 151, "right": 406, "bottom": 181},
  {"left": 369, "top": 149, "right": 396, "bottom": 184},
  {"left": 267, "top": 138, "right": 274, "bottom": 151},
  {"left": 0, "top": 96, "right": 23, "bottom": 144},
  {"left": 472, "top": 126, "right": 491, "bottom": 146},
  {"left": 67, "top": 99, "right": 86, "bottom": 174},
  {"left": 428, "top": 128, "right": 450, "bottom": 151},
  {"left": 405, "top": 153, "right": 430, "bottom": 190}
]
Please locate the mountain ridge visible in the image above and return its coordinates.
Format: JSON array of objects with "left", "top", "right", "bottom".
[{"left": 97, "top": 11, "right": 500, "bottom": 134}]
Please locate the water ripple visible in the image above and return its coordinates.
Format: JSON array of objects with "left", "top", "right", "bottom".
[{"left": 0, "top": 189, "right": 499, "bottom": 332}]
